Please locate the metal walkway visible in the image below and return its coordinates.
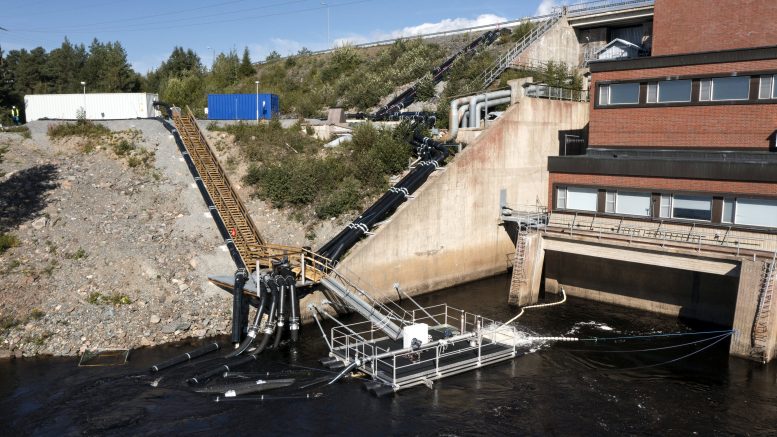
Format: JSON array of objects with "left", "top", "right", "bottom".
[{"left": 173, "top": 107, "right": 265, "bottom": 271}]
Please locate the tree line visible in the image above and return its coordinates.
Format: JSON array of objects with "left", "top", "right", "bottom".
[{"left": 0, "top": 37, "right": 257, "bottom": 123}]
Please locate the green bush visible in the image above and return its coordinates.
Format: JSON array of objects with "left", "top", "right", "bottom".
[
  {"left": 112, "top": 139, "right": 134, "bottom": 156},
  {"left": 315, "top": 177, "right": 362, "bottom": 219},
  {"left": 47, "top": 120, "right": 111, "bottom": 138},
  {"left": 241, "top": 122, "right": 411, "bottom": 218},
  {"left": 0, "top": 233, "right": 20, "bottom": 254}
]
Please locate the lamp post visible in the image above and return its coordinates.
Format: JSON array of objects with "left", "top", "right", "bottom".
[
  {"left": 255, "top": 80, "right": 260, "bottom": 124},
  {"left": 321, "top": 1, "right": 330, "bottom": 49},
  {"left": 80, "top": 81, "right": 86, "bottom": 119}
]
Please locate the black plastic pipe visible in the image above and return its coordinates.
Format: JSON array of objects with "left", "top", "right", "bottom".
[
  {"left": 187, "top": 354, "right": 257, "bottom": 385},
  {"left": 288, "top": 282, "right": 300, "bottom": 342},
  {"left": 149, "top": 342, "right": 220, "bottom": 372},
  {"left": 230, "top": 269, "right": 249, "bottom": 344},
  {"left": 272, "top": 278, "right": 287, "bottom": 349}
]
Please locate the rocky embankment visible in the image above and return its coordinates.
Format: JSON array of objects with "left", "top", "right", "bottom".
[{"left": 0, "top": 120, "right": 241, "bottom": 358}]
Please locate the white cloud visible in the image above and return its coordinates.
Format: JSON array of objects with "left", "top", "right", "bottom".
[
  {"left": 333, "top": 13, "right": 509, "bottom": 47},
  {"left": 535, "top": 0, "right": 559, "bottom": 15}
]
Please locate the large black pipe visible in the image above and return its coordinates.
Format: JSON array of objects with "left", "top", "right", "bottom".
[
  {"left": 187, "top": 354, "right": 258, "bottom": 385},
  {"left": 150, "top": 342, "right": 220, "bottom": 372},
  {"left": 228, "top": 280, "right": 269, "bottom": 357},
  {"left": 374, "top": 30, "right": 500, "bottom": 117},
  {"left": 272, "top": 279, "right": 287, "bottom": 349},
  {"left": 288, "top": 282, "right": 300, "bottom": 342},
  {"left": 230, "top": 269, "right": 249, "bottom": 344}
]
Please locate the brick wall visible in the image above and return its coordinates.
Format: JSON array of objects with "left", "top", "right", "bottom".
[
  {"left": 653, "top": 0, "right": 777, "bottom": 56},
  {"left": 590, "top": 59, "right": 777, "bottom": 149},
  {"left": 548, "top": 172, "right": 777, "bottom": 206}
]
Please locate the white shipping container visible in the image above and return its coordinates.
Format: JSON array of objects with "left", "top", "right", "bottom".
[{"left": 24, "top": 93, "right": 160, "bottom": 121}]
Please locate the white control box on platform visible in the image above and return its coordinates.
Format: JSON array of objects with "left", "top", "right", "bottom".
[{"left": 402, "top": 323, "right": 429, "bottom": 349}]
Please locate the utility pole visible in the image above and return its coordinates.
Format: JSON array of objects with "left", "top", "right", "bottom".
[{"left": 321, "top": 2, "right": 330, "bottom": 49}]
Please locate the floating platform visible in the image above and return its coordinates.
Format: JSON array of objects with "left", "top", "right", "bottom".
[{"left": 322, "top": 304, "right": 528, "bottom": 395}]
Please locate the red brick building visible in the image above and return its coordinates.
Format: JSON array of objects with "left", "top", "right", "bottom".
[{"left": 549, "top": 0, "right": 777, "bottom": 229}]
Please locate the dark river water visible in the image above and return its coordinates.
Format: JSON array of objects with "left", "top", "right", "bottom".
[{"left": 1, "top": 274, "right": 776, "bottom": 436}]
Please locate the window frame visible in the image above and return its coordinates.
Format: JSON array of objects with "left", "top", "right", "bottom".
[
  {"left": 657, "top": 79, "right": 692, "bottom": 103},
  {"left": 671, "top": 194, "right": 713, "bottom": 222},
  {"left": 709, "top": 76, "right": 751, "bottom": 101},
  {"left": 598, "top": 82, "right": 640, "bottom": 106}
]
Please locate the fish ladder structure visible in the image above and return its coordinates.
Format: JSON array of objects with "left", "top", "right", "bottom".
[{"left": 172, "top": 107, "right": 265, "bottom": 271}]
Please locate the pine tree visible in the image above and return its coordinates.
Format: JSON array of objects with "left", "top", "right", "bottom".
[{"left": 239, "top": 47, "right": 254, "bottom": 77}]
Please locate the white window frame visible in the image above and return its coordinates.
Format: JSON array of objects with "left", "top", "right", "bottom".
[
  {"left": 657, "top": 79, "right": 692, "bottom": 103},
  {"left": 659, "top": 194, "right": 672, "bottom": 218},
  {"left": 709, "top": 76, "right": 751, "bottom": 101},
  {"left": 615, "top": 191, "right": 652, "bottom": 217},
  {"left": 759, "top": 75, "right": 774, "bottom": 100},
  {"left": 599, "top": 82, "right": 640, "bottom": 106},
  {"left": 671, "top": 195, "right": 713, "bottom": 222},
  {"left": 556, "top": 186, "right": 567, "bottom": 210},
  {"left": 605, "top": 190, "right": 616, "bottom": 213}
]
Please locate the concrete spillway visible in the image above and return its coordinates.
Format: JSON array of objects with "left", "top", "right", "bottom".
[{"left": 336, "top": 86, "right": 589, "bottom": 302}]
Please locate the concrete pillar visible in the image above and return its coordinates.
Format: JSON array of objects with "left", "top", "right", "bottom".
[
  {"left": 730, "top": 259, "right": 777, "bottom": 362},
  {"left": 508, "top": 233, "right": 545, "bottom": 306}
]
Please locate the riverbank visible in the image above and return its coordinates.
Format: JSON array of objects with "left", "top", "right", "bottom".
[{"left": 0, "top": 119, "right": 346, "bottom": 358}]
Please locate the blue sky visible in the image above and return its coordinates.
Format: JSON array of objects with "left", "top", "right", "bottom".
[{"left": 0, "top": 0, "right": 560, "bottom": 73}]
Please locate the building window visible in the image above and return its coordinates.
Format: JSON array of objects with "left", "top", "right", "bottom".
[
  {"left": 599, "top": 82, "right": 640, "bottom": 105},
  {"left": 605, "top": 191, "right": 616, "bottom": 213},
  {"left": 700, "top": 76, "right": 750, "bottom": 101},
  {"left": 759, "top": 75, "right": 774, "bottom": 99},
  {"left": 646, "top": 82, "right": 658, "bottom": 103},
  {"left": 658, "top": 79, "right": 692, "bottom": 103},
  {"left": 556, "top": 186, "right": 567, "bottom": 209},
  {"left": 722, "top": 198, "right": 735, "bottom": 223},
  {"left": 734, "top": 198, "right": 777, "bottom": 228},
  {"left": 672, "top": 195, "right": 712, "bottom": 221},
  {"left": 659, "top": 195, "right": 672, "bottom": 218},
  {"left": 566, "top": 187, "right": 598, "bottom": 212},
  {"left": 616, "top": 191, "right": 651, "bottom": 216},
  {"left": 557, "top": 186, "right": 598, "bottom": 212}
]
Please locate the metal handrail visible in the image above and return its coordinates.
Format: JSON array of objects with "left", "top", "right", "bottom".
[
  {"left": 475, "top": 12, "right": 563, "bottom": 90},
  {"left": 548, "top": 212, "right": 776, "bottom": 255},
  {"left": 525, "top": 83, "right": 589, "bottom": 102},
  {"left": 566, "top": 0, "right": 654, "bottom": 17}
]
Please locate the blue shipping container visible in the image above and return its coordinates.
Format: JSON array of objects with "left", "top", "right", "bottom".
[{"left": 207, "top": 93, "right": 279, "bottom": 120}]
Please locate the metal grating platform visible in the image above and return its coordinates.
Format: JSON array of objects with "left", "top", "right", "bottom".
[{"left": 324, "top": 304, "right": 528, "bottom": 394}]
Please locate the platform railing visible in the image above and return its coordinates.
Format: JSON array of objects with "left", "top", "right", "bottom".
[
  {"left": 566, "top": 0, "right": 655, "bottom": 17},
  {"left": 547, "top": 212, "right": 777, "bottom": 256}
]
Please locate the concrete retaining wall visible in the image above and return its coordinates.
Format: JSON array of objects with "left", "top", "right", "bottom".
[
  {"left": 516, "top": 17, "right": 580, "bottom": 68},
  {"left": 337, "top": 97, "right": 589, "bottom": 301}
]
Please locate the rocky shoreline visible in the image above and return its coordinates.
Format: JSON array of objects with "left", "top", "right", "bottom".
[{"left": 0, "top": 119, "right": 344, "bottom": 359}]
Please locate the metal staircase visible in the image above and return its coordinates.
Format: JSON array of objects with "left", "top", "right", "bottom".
[
  {"left": 172, "top": 107, "right": 265, "bottom": 271},
  {"left": 751, "top": 252, "right": 776, "bottom": 361},
  {"left": 474, "top": 11, "right": 563, "bottom": 90},
  {"left": 510, "top": 232, "right": 528, "bottom": 289}
]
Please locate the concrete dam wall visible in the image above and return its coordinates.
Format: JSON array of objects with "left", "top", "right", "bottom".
[{"left": 337, "top": 96, "right": 589, "bottom": 300}]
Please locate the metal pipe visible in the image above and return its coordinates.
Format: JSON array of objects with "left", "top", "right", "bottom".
[
  {"left": 469, "top": 89, "right": 512, "bottom": 127},
  {"left": 474, "top": 96, "right": 511, "bottom": 128},
  {"left": 449, "top": 96, "right": 472, "bottom": 139}
]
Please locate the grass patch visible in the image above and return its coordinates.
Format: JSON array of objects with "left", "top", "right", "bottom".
[
  {"left": 66, "top": 248, "right": 88, "bottom": 260},
  {"left": 41, "top": 260, "right": 59, "bottom": 276},
  {"left": 29, "top": 308, "right": 45, "bottom": 320},
  {"left": 87, "top": 292, "right": 132, "bottom": 306},
  {"left": 47, "top": 119, "right": 111, "bottom": 138},
  {"left": 0, "top": 233, "right": 20, "bottom": 254},
  {"left": 0, "top": 315, "right": 22, "bottom": 335},
  {"left": 4, "top": 125, "right": 31, "bottom": 139},
  {"left": 112, "top": 139, "right": 135, "bottom": 156}
]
